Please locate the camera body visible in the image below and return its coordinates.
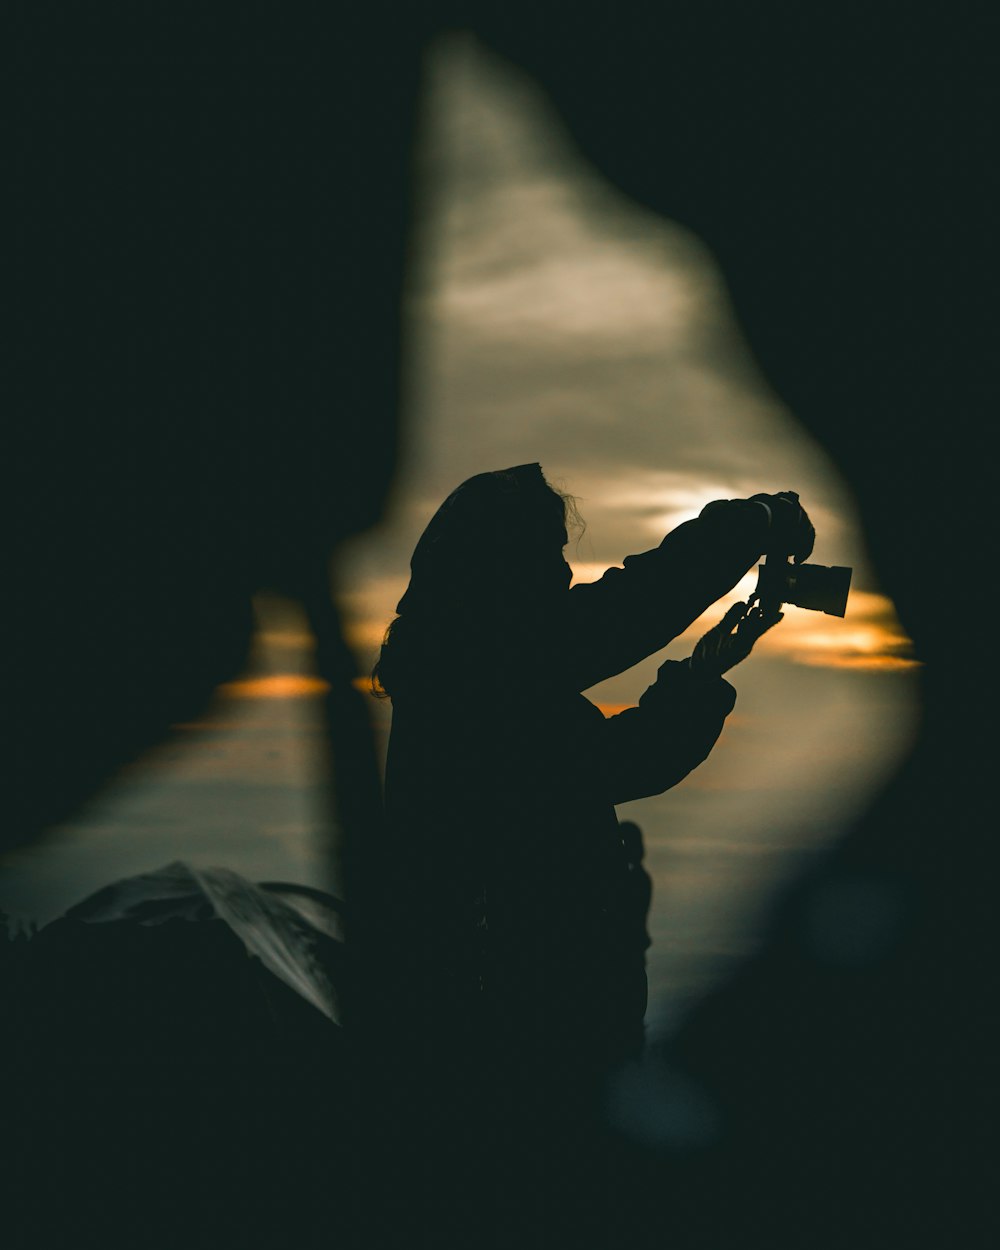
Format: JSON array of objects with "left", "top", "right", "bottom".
[{"left": 754, "top": 556, "right": 852, "bottom": 617}]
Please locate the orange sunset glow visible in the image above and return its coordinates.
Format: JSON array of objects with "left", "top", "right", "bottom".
[{"left": 218, "top": 674, "right": 330, "bottom": 701}]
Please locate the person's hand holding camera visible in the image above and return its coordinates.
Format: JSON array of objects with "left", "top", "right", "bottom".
[
  {"left": 748, "top": 490, "right": 816, "bottom": 563},
  {"left": 688, "top": 600, "right": 783, "bottom": 679},
  {"left": 698, "top": 489, "right": 816, "bottom": 564}
]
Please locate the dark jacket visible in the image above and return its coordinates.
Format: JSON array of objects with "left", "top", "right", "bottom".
[{"left": 375, "top": 500, "right": 769, "bottom": 1076}]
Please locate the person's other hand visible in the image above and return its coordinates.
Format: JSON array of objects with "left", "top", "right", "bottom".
[
  {"left": 688, "top": 600, "right": 783, "bottom": 678},
  {"left": 749, "top": 490, "right": 816, "bottom": 563}
]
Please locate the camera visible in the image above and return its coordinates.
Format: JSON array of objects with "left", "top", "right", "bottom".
[{"left": 753, "top": 555, "right": 853, "bottom": 617}]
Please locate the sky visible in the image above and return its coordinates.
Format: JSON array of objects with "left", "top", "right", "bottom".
[
  {"left": 336, "top": 34, "right": 914, "bottom": 680},
  {"left": 0, "top": 36, "right": 920, "bottom": 1038}
]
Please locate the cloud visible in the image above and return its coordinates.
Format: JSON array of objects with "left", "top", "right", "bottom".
[
  {"left": 387, "top": 38, "right": 876, "bottom": 586},
  {"left": 333, "top": 37, "right": 914, "bottom": 695}
]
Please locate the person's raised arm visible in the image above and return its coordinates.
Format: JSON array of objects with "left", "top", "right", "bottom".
[
  {"left": 596, "top": 598, "right": 783, "bottom": 805},
  {"left": 563, "top": 490, "right": 813, "bottom": 691}
]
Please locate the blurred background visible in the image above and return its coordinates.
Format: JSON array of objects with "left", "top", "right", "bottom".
[{"left": 0, "top": 35, "right": 919, "bottom": 1042}]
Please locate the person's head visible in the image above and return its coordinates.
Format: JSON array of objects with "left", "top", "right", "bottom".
[{"left": 373, "top": 464, "right": 579, "bottom": 696}]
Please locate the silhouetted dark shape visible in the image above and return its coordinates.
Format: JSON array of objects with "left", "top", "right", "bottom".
[
  {"left": 3, "top": 5, "right": 429, "bottom": 854},
  {"left": 364, "top": 464, "right": 813, "bottom": 1241},
  {"left": 3, "top": 866, "right": 347, "bottom": 1250}
]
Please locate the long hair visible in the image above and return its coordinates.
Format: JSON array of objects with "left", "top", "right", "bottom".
[{"left": 372, "top": 465, "right": 580, "bottom": 699}]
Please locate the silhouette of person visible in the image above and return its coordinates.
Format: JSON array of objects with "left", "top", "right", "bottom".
[{"left": 368, "top": 464, "right": 814, "bottom": 1094}]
